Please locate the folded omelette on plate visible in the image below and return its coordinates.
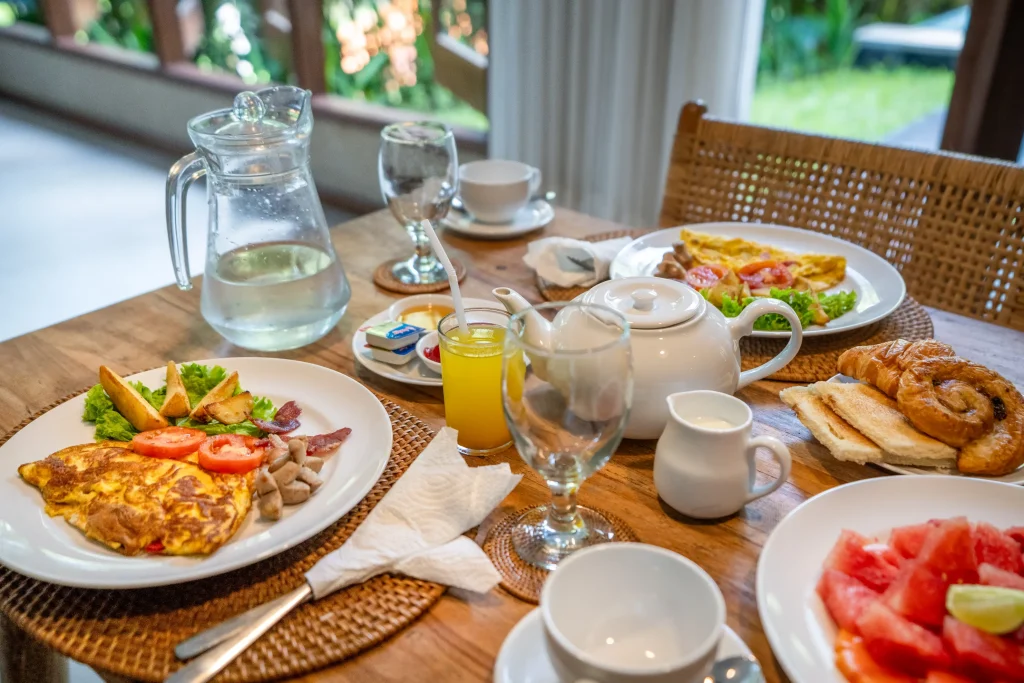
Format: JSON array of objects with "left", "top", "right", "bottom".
[
  {"left": 680, "top": 229, "right": 847, "bottom": 290},
  {"left": 18, "top": 442, "right": 253, "bottom": 556}
]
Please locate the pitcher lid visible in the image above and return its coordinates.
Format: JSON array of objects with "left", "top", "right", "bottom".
[
  {"left": 581, "top": 276, "right": 703, "bottom": 329},
  {"left": 188, "top": 86, "right": 311, "bottom": 144}
]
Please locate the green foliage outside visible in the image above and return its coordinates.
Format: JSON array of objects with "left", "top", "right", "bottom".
[
  {"left": 193, "top": 0, "right": 288, "bottom": 85},
  {"left": 82, "top": 0, "right": 153, "bottom": 53},
  {"left": 0, "top": 0, "right": 43, "bottom": 27}
]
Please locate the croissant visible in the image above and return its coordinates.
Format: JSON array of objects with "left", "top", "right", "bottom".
[
  {"left": 837, "top": 340, "right": 956, "bottom": 398},
  {"left": 897, "top": 357, "right": 1024, "bottom": 476}
]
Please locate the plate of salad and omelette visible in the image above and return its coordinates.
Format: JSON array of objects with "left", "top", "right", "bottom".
[{"left": 609, "top": 222, "right": 906, "bottom": 338}]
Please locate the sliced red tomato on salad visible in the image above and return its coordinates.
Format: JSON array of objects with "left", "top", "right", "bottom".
[
  {"left": 131, "top": 426, "right": 207, "bottom": 459},
  {"left": 684, "top": 264, "right": 730, "bottom": 289},
  {"left": 736, "top": 260, "right": 795, "bottom": 289},
  {"left": 198, "top": 434, "right": 267, "bottom": 474}
]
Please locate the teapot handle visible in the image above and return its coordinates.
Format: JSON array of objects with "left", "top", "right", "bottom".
[
  {"left": 728, "top": 299, "right": 804, "bottom": 389},
  {"left": 165, "top": 152, "right": 206, "bottom": 291}
]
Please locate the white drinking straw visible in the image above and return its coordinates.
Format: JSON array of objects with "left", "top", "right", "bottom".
[{"left": 421, "top": 221, "right": 469, "bottom": 334}]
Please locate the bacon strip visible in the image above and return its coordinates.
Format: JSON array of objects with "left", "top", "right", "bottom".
[
  {"left": 251, "top": 400, "right": 301, "bottom": 434},
  {"left": 306, "top": 427, "right": 352, "bottom": 455}
]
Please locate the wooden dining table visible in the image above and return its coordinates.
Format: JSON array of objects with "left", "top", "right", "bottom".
[{"left": 2, "top": 207, "right": 1023, "bottom": 683}]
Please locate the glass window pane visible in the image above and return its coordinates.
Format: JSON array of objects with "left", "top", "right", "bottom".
[
  {"left": 79, "top": 0, "right": 155, "bottom": 53},
  {"left": 323, "top": 0, "right": 488, "bottom": 130},
  {"left": 191, "top": 0, "right": 293, "bottom": 85},
  {"left": 751, "top": 0, "right": 967, "bottom": 151},
  {"left": 0, "top": 0, "right": 44, "bottom": 26}
]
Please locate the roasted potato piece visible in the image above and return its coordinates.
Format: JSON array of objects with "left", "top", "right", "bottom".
[
  {"left": 98, "top": 365, "right": 170, "bottom": 432},
  {"left": 188, "top": 371, "right": 240, "bottom": 423},
  {"left": 159, "top": 361, "right": 190, "bottom": 418},
  {"left": 205, "top": 391, "right": 253, "bottom": 425}
]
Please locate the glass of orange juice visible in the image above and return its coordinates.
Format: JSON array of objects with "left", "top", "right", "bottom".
[{"left": 438, "top": 308, "right": 513, "bottom": 455}]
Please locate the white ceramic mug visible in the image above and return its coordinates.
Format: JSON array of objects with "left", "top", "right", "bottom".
[
  {"left": 654, "top": 390, "right": 791, "bottom": 519},
  {"left": 458, "top": 159, "right": 541, "bottom": 223},
  {"left": 541, "top": 543, "right": 725, "bottom": 683}
]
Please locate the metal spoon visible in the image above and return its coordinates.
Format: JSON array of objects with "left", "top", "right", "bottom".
[
  {"left": 450, "top": 190, "right": 556, "bottom": 214},
  {"left": 705, "top": 654, "right": 764, "bottom": 683}
]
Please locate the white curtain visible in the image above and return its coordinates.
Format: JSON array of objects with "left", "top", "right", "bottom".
[{"left": 487, "top": 0, "right": 765, "bottom": 227}]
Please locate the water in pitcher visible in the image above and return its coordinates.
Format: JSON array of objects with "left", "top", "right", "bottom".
[{"left": 201, "top": 241, "right": 350, "bottom": 351}]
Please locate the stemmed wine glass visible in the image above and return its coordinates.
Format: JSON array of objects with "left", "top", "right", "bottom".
[
  {"left": 502, "top": 302, "right": 633, "bottom": 570},
  {"left": 378, "top": 121, "right": 458, "bottom": 285}
]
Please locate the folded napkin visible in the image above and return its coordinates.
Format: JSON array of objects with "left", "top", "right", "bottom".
[
  {"left": 523, "top": 236, "right": 633, "bottom": 287},
  {"left": 305, "top": 428, "right": 521, "bottom": 598}
]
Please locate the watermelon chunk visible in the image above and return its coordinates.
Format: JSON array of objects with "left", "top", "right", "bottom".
[
  {"left": 818, "top": 568, "right": 880, "bottom": 633},
  {"left": 1005, "top": 527, "right": 1024, "bottom": 551},
  {"left": 979, "top": 563, "right": 1024, "bottom": 591},
  {"left": 857, "top": 601, "right": 953, "bottom": 676},
  {"left": 891, "top": 521, "right": 941, "bottom": 559},
  {"left": 942, "top": 617, "right": 1024, "bottom": 682},
  {"left": 825, "top": 530, "right": 902, "bottom": 592},
  {"left": 976, "top": 523, "right": 1024, "bottom": 574},
  {"left": 884, "top": 559, "right": 952, "bottom": 628},
  {"left": 918, "top": 518, "right": 979, "bottom": 586},
  {"left": 925, "top": 672, "right": 978, "bottom": 683},
  {"left": 835, "top": 629, "right": 918, "bottom": 683}
]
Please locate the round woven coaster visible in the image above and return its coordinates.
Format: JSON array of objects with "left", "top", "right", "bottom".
[
  {"left": 740, "top": 296, "right": 934, "bottom": 383},
  {"left": 482, "top": 506, "right": 640, "bottom": 604},
  {"left": 0, "top": 387, "right": 444, "bottom": 683},
  {"left": 373, "top": 257, "right": 468, "bottom": 294},
  {"left": 537, "top": 230, "right": 648, "bottom": 302}
]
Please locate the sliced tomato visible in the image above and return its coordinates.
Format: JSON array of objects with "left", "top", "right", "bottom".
[
  {"left": 198, "top": 434, "right": 266, "bottom": 474},
  {"left": 131, "top": 426, "right": 207, "bottom": 459},
  {"left": 684, "top": 264, "right": 731, "bottom": 289},
  {"left": 737, "top": 260, "right": 795, "bottom": 289}
]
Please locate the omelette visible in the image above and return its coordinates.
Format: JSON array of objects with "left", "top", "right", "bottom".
[
  {"left": 680, "top": 229, "right": 847, "bottom": 290},
  {"left": 18, "top": 442, "right": 253, "bottom": 556}
]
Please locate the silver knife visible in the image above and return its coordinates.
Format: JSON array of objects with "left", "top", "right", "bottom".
[{"left": 166, "top": 584, "right": 312, "bottom": 683}]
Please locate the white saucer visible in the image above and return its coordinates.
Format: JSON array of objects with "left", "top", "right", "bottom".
[
  {"left": 352, "top": 297, "right": 500, "bottom": 387},
  {"left": 441, "top": 200, "right": 554, "bottom": 240},
  {"left": 493, "top": 609, "right": 758, "bottom": 683}
]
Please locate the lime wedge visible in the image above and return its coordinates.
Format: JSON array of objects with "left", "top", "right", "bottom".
[{"left": 947, "top": 584, "right": 1024, "bottom": 635}]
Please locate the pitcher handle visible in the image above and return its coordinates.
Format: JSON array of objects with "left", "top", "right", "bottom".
[
  {"left": 745, "top": 435, "right": 791, "bottom": 503},
  {"left": 165, "top": 152, "right": 206, "bottom": 291},
  {"left": 728, "top": 299, "right": 804, "bottom": 389}
]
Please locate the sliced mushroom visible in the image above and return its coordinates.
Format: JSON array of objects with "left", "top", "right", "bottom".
[
  {"left": 296, "top": 467, "right": 322, "bottom": 494},
  {"left": 267, "top": 447, "right": 290, "bottom": 472},
  {"left": 304, "top": 456, "right": 324, "bottom": 473},
  {"left": 272, "top": 461, "right": 300, "bottom": 486},
  {"left": 259, "top": 489, "right": 283, "bottom": 521},
  {"left": 255, "top": 467, "right": 278, "bottom": 496},
  {"left": 288, "top": 437, "right": 307, "bottom": 467},
  {"left": 279, "top": 480, "right": 311, "bottom": 505}
]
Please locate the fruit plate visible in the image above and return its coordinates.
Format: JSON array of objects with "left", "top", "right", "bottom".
[
  {"left": 756, "top": 476, "right": 1024, "bottom": 683},
  {"left": 608, "top": 223, "right": 906, "bottom": 338}
]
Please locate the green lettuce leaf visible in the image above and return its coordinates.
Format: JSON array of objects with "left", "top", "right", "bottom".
[
  {"left": 820, "top": 290, "right": 858, "bottom": 320},
  {"left": 175, "top": 417, "right": 264, "bottom": 437},
  {"left": 94, "top": 411, "right": 137, "bottom": 441},
  {"left": 82, "top": 384, "right": 114, "bottom": 422},
  {"left": 703, "top": 288, "right": 857, "bottom": 331},
  {"left": 252, "top": 396, "right": 276, "bottom": 421},
  {"left": 130, "top": 381, "right": 165, "bottom": 411},
  {"left": 178, "top": 363, "right": 229, "bottom": 407}
]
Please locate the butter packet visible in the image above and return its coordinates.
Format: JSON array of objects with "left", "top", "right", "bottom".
[
  {"left": 366, "top": 321, "right": 425, "bottom": 350},
  {"left": 368, "top": 343, "right": 418, "bottom": 366}
]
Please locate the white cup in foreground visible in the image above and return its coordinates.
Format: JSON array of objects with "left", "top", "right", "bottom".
[
  {"left": 541, "top": 543, "right": 724, "bottom": 683},
  {"left": 458, "top": 159, "right": 541, "bottom": 223},
  {"left": 654, "top": 390, "right": 791, "bottom": 519}
]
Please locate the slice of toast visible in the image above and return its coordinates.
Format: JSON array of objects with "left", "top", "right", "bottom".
[
  {"left": 780, "top": 386, "right": 884, "bottom": 465},
  {"left": 810, "top": 381, "right": 957, "bottom": 469}
]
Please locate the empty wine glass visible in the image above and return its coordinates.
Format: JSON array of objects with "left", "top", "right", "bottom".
[
  {"left": 378, "top": 121, "right": 458, "bottom": 285},
  {"left": 502, "top": 302, "right": 633, "bottom": 570}
]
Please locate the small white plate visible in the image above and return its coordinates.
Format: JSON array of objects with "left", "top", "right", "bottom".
[
  {"left": 416, "top": 331, "right": 442, "bottom": 375},
  {"left": 441, "top": 200, "right": 554, "bottom": 240},
  {"left": 757, "top": 476, "right": 1024, "bottom": 683},
  {"left": 352, "top": 297, "right": 500, "bottom": 387},
  {"left": 609, "top": 222, "right": 907, "bottom": 338},
  {"left": 0, "top": 358, "right": 392, "bottom": 589},
  {"left": 820, "top": 375, "right": 1024, "bottom": 483},
  {"left": 494, "top": 608, "right": 757, "bottom": 683}
]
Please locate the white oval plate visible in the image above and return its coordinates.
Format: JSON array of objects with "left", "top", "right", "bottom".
[
  {"left": 757, "top": 476, "right": 1024, "bottom": 683},
  {"left": 441, "top": 200, "right": 553, "bottom": 240},
  {"left": 609, "top": 223, "right": 907, "bottom": 338},
  {"left": 353, "top": 297, "right": 501, "bottom": 387},
  {"left": 0, "top": 357, "right": 392, "bottom": 589},
  {"left": 493, "top": 608, "right": 758, "bottom": 683}
]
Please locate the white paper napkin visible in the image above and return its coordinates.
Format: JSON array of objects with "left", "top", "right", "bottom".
[
  {"left": 305, "top": 427, "right": 521, "bottom": 598},
  {"left": 523, "top": 236, "right": 632, "bottom": 287}
]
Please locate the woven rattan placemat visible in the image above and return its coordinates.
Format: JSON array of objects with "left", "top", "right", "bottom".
[
  {"left": 741, "top": 296, "right": 934, "bottom": 382},
  {"left": 373, "top": 256, "right": 468, "bottom": 294},
  {"left": 536, "top": 230, "right": 648, "bottom": 302},
  {"left": 0, "top": 388, "right": 444, "bottom": 682}
]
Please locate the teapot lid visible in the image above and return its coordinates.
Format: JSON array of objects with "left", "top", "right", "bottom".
[{"left": 582, "top": 276, "right": 702, "bottom": 329}]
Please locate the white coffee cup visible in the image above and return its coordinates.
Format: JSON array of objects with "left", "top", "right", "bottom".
[
  {"left": 541, "top": 543, "right": 725, "bottom": 683},
  {"left": 654, "top": 390, "right": 791, "bottom": 519},
  {"left": 458, "top": 159, "right": 541, "bottom": 223}
]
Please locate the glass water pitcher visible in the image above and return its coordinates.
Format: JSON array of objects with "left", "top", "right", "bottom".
[{"left": 166, "top": 86, "right": 350, "bottom": 352}]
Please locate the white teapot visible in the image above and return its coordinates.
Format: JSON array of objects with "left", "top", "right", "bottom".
[{"left": 493, "top": 277, "right": 803, "bottom": 439}]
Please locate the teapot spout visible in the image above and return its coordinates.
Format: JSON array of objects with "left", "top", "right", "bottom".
[{"left": 492, "top": 288, "right": 552, "bottom": 350}]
